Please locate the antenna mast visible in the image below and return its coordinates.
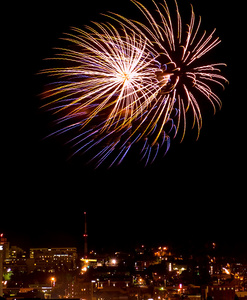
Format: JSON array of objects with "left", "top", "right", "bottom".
[{"left": 83, "top": 212, "right": 88, "bottom": 258}]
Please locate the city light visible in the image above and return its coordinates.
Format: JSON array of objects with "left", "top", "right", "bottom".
[
  {"left": 222, "top": 267, "right": 231, "bottom": 275},
  {"left": 51, "top": 277, "right": 56, "bottom": 287},
  {"left": 80, "top": 258, "right": 97, "bottom": 274}
]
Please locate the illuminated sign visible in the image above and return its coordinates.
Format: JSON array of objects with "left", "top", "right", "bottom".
[{"left": 0, "top": 245, "right": 3, "bottom": 251}]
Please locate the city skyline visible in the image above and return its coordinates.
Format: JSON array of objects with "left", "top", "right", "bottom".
[{"left": 1, "top": 233, "right": 247, "bottom": 300}]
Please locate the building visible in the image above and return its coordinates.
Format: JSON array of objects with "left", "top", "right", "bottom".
[
  {"left": 68, "top": 278, "right": 153, "bottom": 300},
  {"left": 0, "top": 234, "right": 9, "bottom": 260},
  {"left": 0, "top": 234, "right": 9, "bottom": 297},
  {"left": 29, "top": 247, "right": 78, "bottom": 272},
  {"left": 202, "top": 285, "right": 235, "bottom": 300},
  {"left": 4, "top": 246, "right": 28, "bottom": 274}
]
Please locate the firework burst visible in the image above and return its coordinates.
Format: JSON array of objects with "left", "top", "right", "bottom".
[
  {"left": 110, "top": 0, "right": 228, "bottom": 141},
  {"left": 41, "top": 0, "right": 227, "bottom": 167},
  {"left": 41, "top": 23, "right": 168, "bottom": 166}
]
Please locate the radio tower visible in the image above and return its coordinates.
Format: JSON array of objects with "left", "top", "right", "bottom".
[{"left": 83, "top": 212, "right": 88, "bottom": 258}]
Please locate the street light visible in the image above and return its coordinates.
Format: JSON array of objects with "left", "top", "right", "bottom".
[
  {"left": 51, "top": 277, "right": 56, "bottom": 287},
  {"left": 91, "top": 280, "right": 96, "bottom": 300}
]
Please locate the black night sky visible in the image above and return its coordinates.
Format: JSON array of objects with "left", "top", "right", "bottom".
[{"left": 3, "top": 0, "right": 245, "bottom": 256}]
